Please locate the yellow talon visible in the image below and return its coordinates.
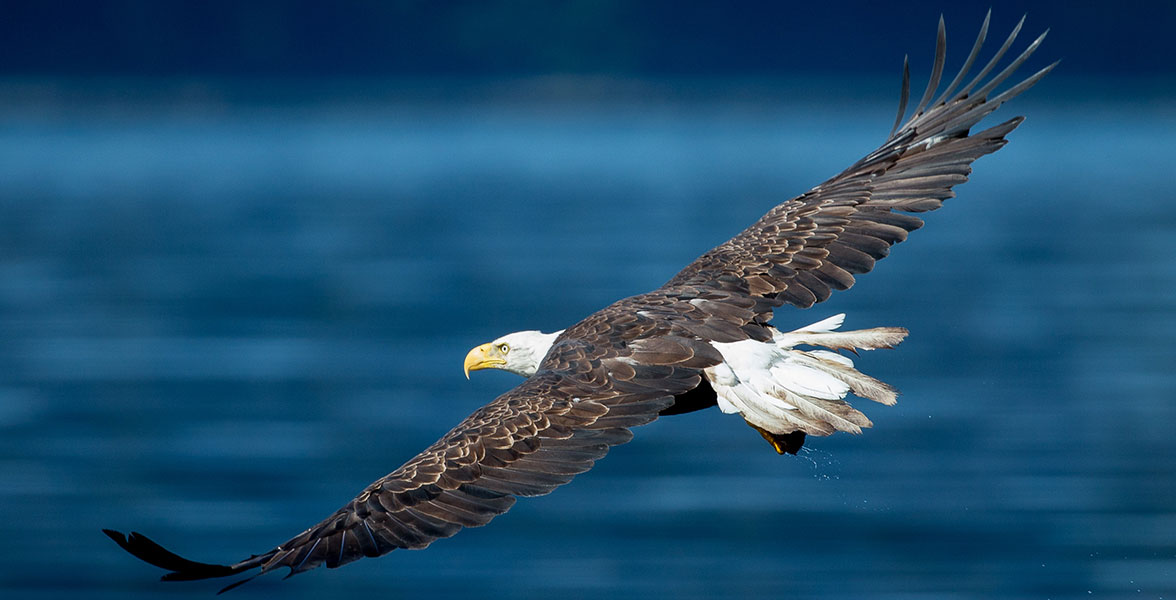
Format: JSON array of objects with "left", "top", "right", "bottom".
[{"left": 746, "top": 422, "right": 805, "bottom": 455}]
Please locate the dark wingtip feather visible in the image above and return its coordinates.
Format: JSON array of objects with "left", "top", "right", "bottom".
[
  {"left": 889, "top": 56, "right": 911, "bottom": 139},
  {"left": 933, "top": 10, "right": 990, "bottom": 107},
  {"left": 103, "top": 528, "right": 241, "bottom": 581},
  {"left": 974, "top": 116, "right": 1026, "bottom": 142},
  {"left": 972, "top": 27, "right": 1050, "bottom": 101},
  {"left": 911, "top": 16, "right": 948, "bottom": 119},
  {"left": 956, "top": 13, "right": 1025, "bottom": 100},
  {"left": 986, "top": 61, "right": 1057, "bottom": 109}
]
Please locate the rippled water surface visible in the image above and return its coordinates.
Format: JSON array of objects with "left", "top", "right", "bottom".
[{"left": 1, "top": 91, "right": 1173, "bottom": 599}]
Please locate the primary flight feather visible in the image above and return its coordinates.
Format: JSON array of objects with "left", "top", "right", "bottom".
[{"left": 106, "top": 13, "right": 1054, "bottom": 591}]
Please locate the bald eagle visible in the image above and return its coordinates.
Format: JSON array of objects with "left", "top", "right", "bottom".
[{"left": 105, "top": 14, "right": 1054, "bottom": 592}]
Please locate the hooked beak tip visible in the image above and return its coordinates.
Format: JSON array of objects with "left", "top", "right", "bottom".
[{"left": 464, "top": 343, "right": 497, "bottom": 380}]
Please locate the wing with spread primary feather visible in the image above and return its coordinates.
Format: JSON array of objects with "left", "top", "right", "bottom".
[
  {"left": 665, "top": 14, "right": 1055, "bottom": 312},
  {"left": 106, "top": 332, "right": 717, "bottom": 591}
]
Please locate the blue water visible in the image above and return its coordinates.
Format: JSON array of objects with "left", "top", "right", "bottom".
[{"left": 1, "top": 86, "right": 1173, "bottom": 599}]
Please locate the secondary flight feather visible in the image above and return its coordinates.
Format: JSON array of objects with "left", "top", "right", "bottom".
[{"left": 105, "top": 13, "right": 1054, "bottom": 592}]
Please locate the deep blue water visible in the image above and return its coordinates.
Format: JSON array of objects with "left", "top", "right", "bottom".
[{"left": 1, "top": 86, "right": 1174, "bottom": 599}]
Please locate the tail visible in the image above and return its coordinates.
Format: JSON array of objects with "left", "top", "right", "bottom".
[
  {"left": 708, "top": 314, "right": 908, "bottom": 446},
  {"left": 764, "top": 314, "right": 909, "bottom": 433},
  {"left": 103, "top": 529, "right": 273, "bottom": 593}
]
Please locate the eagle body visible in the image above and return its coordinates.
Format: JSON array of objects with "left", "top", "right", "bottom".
[
  {"left": 470, "top": 313, "right": 908, "bottom": 447},
  {"left": 105, "top": 13, "right": 1055, "bottom": 592}
]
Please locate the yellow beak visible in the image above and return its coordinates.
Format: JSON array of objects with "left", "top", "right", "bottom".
[{"left": 463, "top": 343, "right": 506, "bottom": 379}]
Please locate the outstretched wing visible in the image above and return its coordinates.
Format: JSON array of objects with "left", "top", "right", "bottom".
[
  {"left": 665, "top": 13, "right": 1056, "bottom": 309},
  {"left": 106, "top": 13, "right": 1055, "bottom": 593},
  {"left": 106, "top": 333, "right": 719, "bottom": 591}
]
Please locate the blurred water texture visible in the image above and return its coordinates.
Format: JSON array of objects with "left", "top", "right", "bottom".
[{"left": 0, "top": 82, "right": 1173, "bottom": 599}]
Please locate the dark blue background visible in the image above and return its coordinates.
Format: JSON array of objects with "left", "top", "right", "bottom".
[
  {"left": 0, "top": 0, "right": 1172, "bottom": 77},
  {"left": 1, "top": 2, "right": 1173, "bottom": 599}
]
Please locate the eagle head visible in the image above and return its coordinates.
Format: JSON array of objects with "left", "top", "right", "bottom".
[{"left": 463, "top": 330, "right": 562, "bottom": 379}]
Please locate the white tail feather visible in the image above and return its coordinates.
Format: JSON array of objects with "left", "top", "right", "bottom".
[
  {"left": 775, "top": 317, "right": 909, "bottom": 353},
  {"left": 789, "top": 351, "right": 900, "bottom": 406},
  {"left": 797, "top": 313, "right": 845, "bottom": 332},
  {"left": 776, "top": 387, "right": 871, "bottom": 434},
  {"left": 809, "top": 349, "right": 853, "bottom": 366},
  {"left": 770, "top": 360, "right": 848, "bottom": 400},
  {"left": 707, "top": 315, "right": 908, "bottom": 437}
]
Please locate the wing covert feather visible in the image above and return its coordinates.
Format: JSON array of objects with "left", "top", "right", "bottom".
[
  {"left": 664, "top": 15, "right": 1055, "bottom": 312},
  {"left": 170, "top": 335, "right": 706, "bottom": 587}
]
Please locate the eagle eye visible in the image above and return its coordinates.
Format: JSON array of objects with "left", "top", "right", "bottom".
[{"left": 499, "top": 343, "right": 510, "bottom": 354}]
